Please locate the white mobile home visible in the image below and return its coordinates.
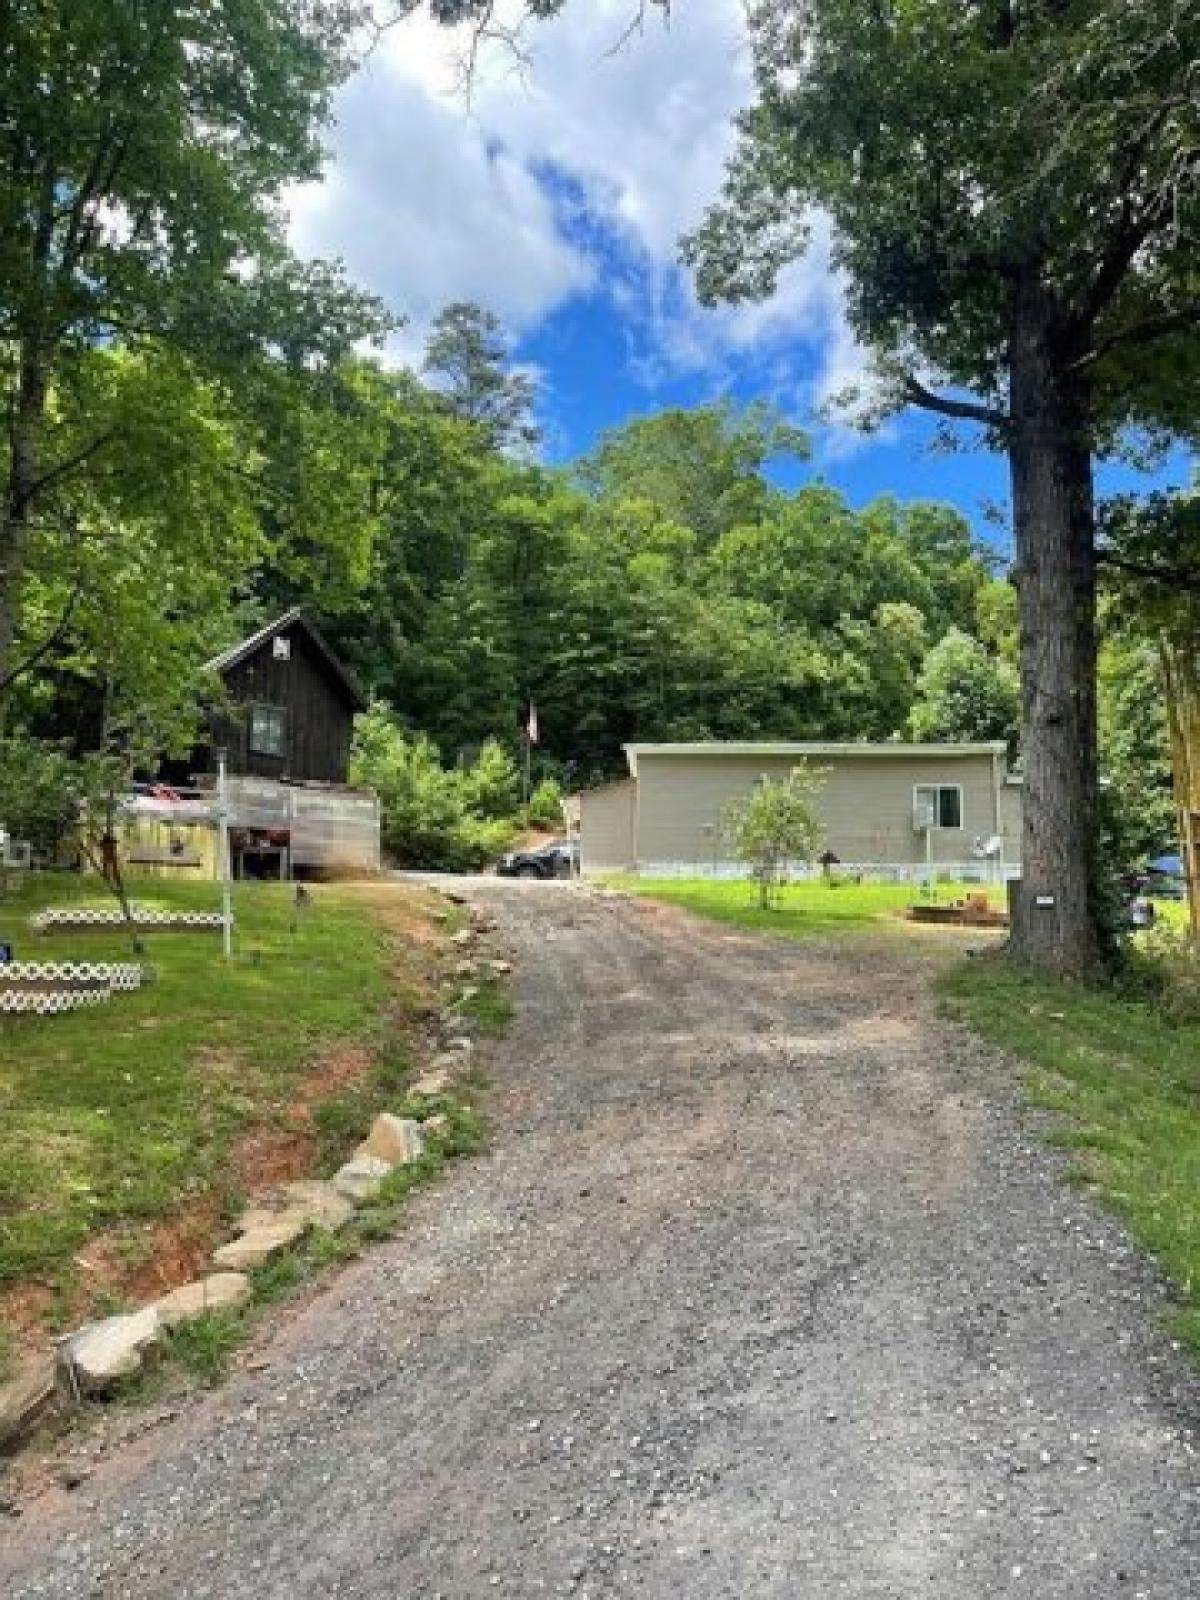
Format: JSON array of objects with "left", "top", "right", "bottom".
[{"left": 578, "top": 742, "right": 1022, "bottom": 879}]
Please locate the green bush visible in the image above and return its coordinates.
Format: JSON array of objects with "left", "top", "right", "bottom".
[
  {"left": 1126, "top": 924, "right": 1200, "bottom": 1024},
  {"left": 350, "top": 707, "right": 516, "bottom": 870},
  {"left": 459, "top": 739, "right": 521, "bottom": 820},
  {"left": 526, "top": 776, "right": 565, "bottom": 830},
  {"left": 0, "top": 735, "right": 78, "bottom": 857}
]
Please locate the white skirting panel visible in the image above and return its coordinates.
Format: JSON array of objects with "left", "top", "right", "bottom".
[{"left": 632, "top": 860, "right": 1021, "bottom": 883}]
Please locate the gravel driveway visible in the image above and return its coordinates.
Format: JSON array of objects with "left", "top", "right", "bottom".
[{"left": 2, "top": 881, "right": 1198, "bottom": 1598}]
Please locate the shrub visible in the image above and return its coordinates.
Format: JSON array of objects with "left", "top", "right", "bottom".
[
  {"left": 441, "top": 814, "right": 515, "bottom": 873},
  {"left": 459, "top": 739, "right": 521, "bottom": 821},
  {"left": 526, "top": 776, "right": 564, "bottom": 830},
  {"left": 351, "top": 707, "right": 516, "bottom": 870},
  {"left": 1126, "top": 924, "right": 1200, "bottom": 1024},
  {"left": 0, "top": 735, "right": 78, "bottom": 858}
]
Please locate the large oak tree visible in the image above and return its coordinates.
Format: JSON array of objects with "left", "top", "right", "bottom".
[
  {"left": 0, "top": 1, "right": 386, "bottom": 689},
  {"left": 681, "top": 0, "right": 1200, "bottom": 977}
]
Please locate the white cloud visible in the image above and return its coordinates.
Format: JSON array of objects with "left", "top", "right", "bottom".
[
  {"left": 286, "top": 0, "right": 871, "bottom": 434},
  {"left": 287, "top": 60, "right": 594, "bottom": 354}
]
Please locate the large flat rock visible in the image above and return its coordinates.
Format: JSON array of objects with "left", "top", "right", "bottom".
[
  {"left": 355, "top": 1114, "right": 425, "bottom": 1167},
  {"left": 332, "top": 1155, "right": 392, "bottom": 1203},
  {"left": 153, "top": 1274, "right": 252, "bottom": 1329},
  {"left": 273, "top": 1179, "right": 357, "bottom": 1232},
  {"left": 409, "top": 1067, "right": 454, "bottom": 1098},
  {"left": 212, "top": 1218, "right": 307, "bottom": 1272},
  {"left": 60, "top": 1308, "right": 160, "bottom": 1395},
  {"left": 235, "top": 1181, "right": 355, "bottom": 1238}
]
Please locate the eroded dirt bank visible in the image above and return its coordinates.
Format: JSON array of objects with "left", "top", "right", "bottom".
[{"left": 2, "top": 882, "right": 1197, "bottom": 1597}]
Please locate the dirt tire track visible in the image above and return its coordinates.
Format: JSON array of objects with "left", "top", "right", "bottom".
[{"left": 2, "top": 881, "right": 1197, "bottom": 1598}]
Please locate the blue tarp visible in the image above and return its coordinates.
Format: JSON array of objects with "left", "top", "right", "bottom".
[{"left": 1147, "top": 854, "right": 1184, "bottom": 875}]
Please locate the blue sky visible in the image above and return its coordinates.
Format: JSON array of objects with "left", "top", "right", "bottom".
[
  {"left": 520, "top": 288, "right": 1018, "bottom": 518},
  {"left": 287, "top": 0, "right": 1192, "bottom": 557}
]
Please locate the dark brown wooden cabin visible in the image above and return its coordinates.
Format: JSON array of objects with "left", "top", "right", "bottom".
[{"left": 202, "top": 608, "right": 367, "bottom": 784}]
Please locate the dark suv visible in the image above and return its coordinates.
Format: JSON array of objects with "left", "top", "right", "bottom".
[{"left": 496, "top": 839, "right": 579, "bottom": 879}]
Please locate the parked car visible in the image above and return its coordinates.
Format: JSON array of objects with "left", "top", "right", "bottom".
[{"left": 496, "top": 838, "right": 579, "bottom": 880}]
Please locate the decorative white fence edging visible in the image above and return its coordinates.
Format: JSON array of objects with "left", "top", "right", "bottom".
[
  {"left": 30, "top": 906, "right": 224, "bottom": 933},
  {"left": 0, "top": 961, "right": 143, "bottom": 987},
  {"left": 0, "top": 961, "right": 145, "bottom": 1016},
  {"left": 1, "top": 988, "right": 105, "bottom": 1015}
]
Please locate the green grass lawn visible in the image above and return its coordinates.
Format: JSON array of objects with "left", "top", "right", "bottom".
[
  {"left": 941, "top": 957, "right": 1200, "bottom": 1358},
  {"left": 617, "top": 874, "right": 1004, "bottom": 937},
  {"left": 0, "top": 874, "right": 435, "bottom": 1344}
]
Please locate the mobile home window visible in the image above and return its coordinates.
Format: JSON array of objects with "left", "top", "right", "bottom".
[
  {"left": 250, "top": 703, "right": 286, "bottom": 758},
  {"left": 914, "top": 783, "right": 962, "bottom": 830}
]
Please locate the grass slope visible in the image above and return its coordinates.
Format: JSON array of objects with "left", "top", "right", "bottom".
[
  {"left": 941, "top": 958, "right": 1200, "bottom": 1357},
  {"left": 0, "top": 875, "right": 418, "bottom": 1334}
]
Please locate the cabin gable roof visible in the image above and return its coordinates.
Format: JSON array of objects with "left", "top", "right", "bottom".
[{"left": 205, "top": 607, "right": 368, "bottom": 711}]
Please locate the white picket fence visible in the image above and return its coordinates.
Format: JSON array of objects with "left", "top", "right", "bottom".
[
  {"left": 0, "top": 961, "right": 144, "bottom": 1016},
  {"left": 30, "top": 906, "right": 224, "bottom": 933}
]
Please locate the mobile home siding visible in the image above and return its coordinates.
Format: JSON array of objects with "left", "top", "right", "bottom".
[
  {"left": 632, "top": 751, "right": 1005, "bottom": 870},
  {"left": 579, "top": 779, "right": 636, "bottom": 873}
]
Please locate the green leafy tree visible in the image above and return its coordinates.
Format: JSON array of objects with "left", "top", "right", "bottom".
[
  {"left": 0, "top": 1, "right": 385, "bottom": 685},
  {"left": 7, "top": 347, "right": 260, "bottom": 747},
  {"left": 578, "top": 401, "right": 807, "bottom": 550},
  {"left": 459, "top": 738, "right": 521, "bottom": 821},
  {"left": 350, "top": 706, "right": 516, "bottom": 871},
  {"left": 838, "top": 602, "right": 929, "bottom": 739},
  {"left": 424, "top": 302, "right": 538, "bottom": 453},
  {"left": 315, "top": 370, "right": 512, "bottom": 701},
  {"left": 975, "top": 579, "right": 1020, "bottom": 666},
  {"left": 526, "top": 776, "right": 565, "bottom": 830},
  {"left": 908, "top": 630, "right": 1021, "bottom": 753},
  {"left": 0, "top": 734, "right": 77, "bottom": 859},
  {"left": 64, "top": 576, "right": 225, "bottom": 950},
  {"left": 686, "top": 0, "right": 1200, "bottom": 978},
  {"left": 1099, "top": 490, "right": 1200, "bottom": 931},
  {"left": 722, "top": 765, "right": 827, "bottom": 910},
  {"left": 1097, "top": 628, "right": 1175, "bottom": 866}
]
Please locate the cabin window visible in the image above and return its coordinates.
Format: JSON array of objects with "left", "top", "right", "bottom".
[
  {"left": 250, "top": 702, "right": 286, "bottom": 758},
  {"left": 914, "top": 783, "right": 963, "bottom": 830}
]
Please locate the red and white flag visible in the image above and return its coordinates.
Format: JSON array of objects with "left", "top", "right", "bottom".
[{"left": 525, "top": 701, "right": 539, "bottom": 745}]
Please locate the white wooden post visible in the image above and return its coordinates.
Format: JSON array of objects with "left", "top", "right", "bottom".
[{"left": 217, "top": 750, "right": 233, "bottom": 960}]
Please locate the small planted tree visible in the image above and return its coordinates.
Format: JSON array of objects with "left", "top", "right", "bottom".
[{"left": 722, "top": 765, "right": 826, "bottom": 910}]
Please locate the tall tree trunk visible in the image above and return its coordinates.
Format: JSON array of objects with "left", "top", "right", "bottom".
[
  {"left": 0, "top": 341, "right": 48, "bottom": 684},
  {"left": 1007, "top": 278, "right": 1106, "bottom": 979}
]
